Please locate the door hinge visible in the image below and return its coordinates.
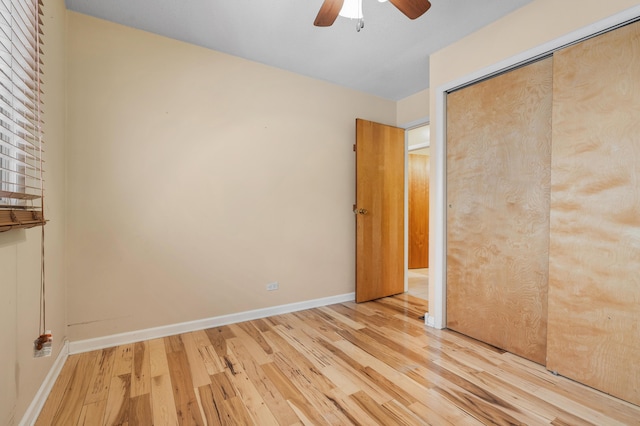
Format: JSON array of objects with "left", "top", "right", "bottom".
[{"left": 353, "top": 144, "right": 356, "bottom": 152}]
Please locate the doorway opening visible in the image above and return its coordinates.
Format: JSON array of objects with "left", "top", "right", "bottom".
[{"left": 405, "top": 123, "right": 430, "bottom": 303}]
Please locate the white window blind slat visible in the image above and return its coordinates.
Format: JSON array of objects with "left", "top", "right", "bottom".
[
  {"left": 0, "top": 146, "right": 41, "bottom": 164},
  {"left": 0, "top": 0, "right": 44, "bottom": 231},
  {"left": 0, "top": 134, "right": 41, "bottom": 161},
  {"left": 0, "top": 108, "right": 41, "bottom": 140}
]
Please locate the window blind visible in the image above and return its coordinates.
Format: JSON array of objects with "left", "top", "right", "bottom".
[{"left": 0, "top": 0, "right": 44, "bottom": 231}]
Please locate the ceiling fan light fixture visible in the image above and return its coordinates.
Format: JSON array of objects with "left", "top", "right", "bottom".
[
  {"left": 314, "top": 0, "right": 430, "bottom": 30},
  {"left": 338, "top": 0, "right": 363, "bottom": 20}
]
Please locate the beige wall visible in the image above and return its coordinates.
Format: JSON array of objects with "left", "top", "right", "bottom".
[
  {"left": 397, "top": 89, "right": 429, "bottom": 126},
  {"left": 428, "top": 0, "right": 640, "bottom": 317},
  {"left": 0, "top": 0, "right": 67, "bottom": 424},
  {"left": 65, "top": 12, "right": 397, "bottom": 341}
]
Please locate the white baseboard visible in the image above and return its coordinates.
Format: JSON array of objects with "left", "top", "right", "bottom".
[
  {"left": 20, "top": 340, "right": 70, "bottom": 426},
  {"left": 424, "top": 313, "right": 439, "bottom": 329},
  {"left": 69, "top": 292, "right": 355, "bottom": 355}
]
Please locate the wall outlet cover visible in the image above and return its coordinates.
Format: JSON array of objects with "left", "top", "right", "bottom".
[{"left": 34, "top": 332, "right": 52, "bottom": 358}]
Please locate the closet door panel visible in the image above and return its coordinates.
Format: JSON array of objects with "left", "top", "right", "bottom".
[
  {"left": 547, "top": 21, "right": 640, "bottom": 406},
  {"left": 446, "top": 57, "right": 552, "bottom": 364}
]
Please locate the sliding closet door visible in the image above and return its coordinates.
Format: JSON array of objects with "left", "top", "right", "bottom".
[
  {"left": 446, "top": 57, "right": 552, "bottom": 364},
  {"left": 547, "top": 21, "right": 640, "bottom": 406}
]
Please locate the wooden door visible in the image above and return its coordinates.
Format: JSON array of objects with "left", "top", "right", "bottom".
[
  {"left": 355, "top": 119, "right": 405, "bottom": 303},
  {"left": 547, "top": 21, "right": 640, "bottom": 406},
  {"left": 446, "top": 57, "right": 553, "bottom": 364},
  {"left": 408, "top": 153, "right": 429, "bottom": 268}
]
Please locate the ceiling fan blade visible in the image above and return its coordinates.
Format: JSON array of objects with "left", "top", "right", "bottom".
[
  {"left": 314, "top": 0, "right": 344, "bottom": 27},
  {"left": 388, "top": 0, "right": 431, "bottom": 20}
]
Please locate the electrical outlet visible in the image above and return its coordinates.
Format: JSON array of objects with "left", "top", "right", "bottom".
[
  {"left": 33, "top": 330, "right": 52, "bottom": 358},
  {"left": 266, "top": 282, "right": 279, "bottom": 291}
]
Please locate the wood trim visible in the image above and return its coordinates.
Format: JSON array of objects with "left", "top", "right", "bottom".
[{"left": 0, "top": 209, "right": 46, "bottom": 232}]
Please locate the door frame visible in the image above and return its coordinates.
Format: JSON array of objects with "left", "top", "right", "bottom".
[{"left": 429, "top": 6, "right": 640, "bottom": 330}]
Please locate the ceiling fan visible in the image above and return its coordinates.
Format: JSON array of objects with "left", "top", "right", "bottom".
[{"left": 314, "top": 0, "right": 431, "bottom": 30}]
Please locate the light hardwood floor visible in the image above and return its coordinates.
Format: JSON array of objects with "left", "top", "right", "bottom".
[
  {"left": 407, "top": 268, "right": 428, "bottom": 301},
  {"left": 36, "top": 294, "right": 640, "bottom": 425}
]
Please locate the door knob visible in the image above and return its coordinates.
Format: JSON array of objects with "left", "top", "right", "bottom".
[{"left": 354, "top": 208, "right": 368, "bottom": 215}]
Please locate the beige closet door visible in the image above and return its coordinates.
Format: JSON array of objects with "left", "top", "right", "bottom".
[
  {"left": 547, "top": 21, "right": 640, "bottom": 406},
  {"left": 446, "top": 57, "right": 553, "bottom": 364}
]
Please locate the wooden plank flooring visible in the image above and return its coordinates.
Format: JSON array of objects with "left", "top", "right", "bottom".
[{"left": 36, "top": 294, "right": 640, "bottom": 425}]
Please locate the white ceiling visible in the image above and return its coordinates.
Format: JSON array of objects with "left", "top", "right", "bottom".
[{"left": 64, "top": 0, "right": 533, "bottom": 101}]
